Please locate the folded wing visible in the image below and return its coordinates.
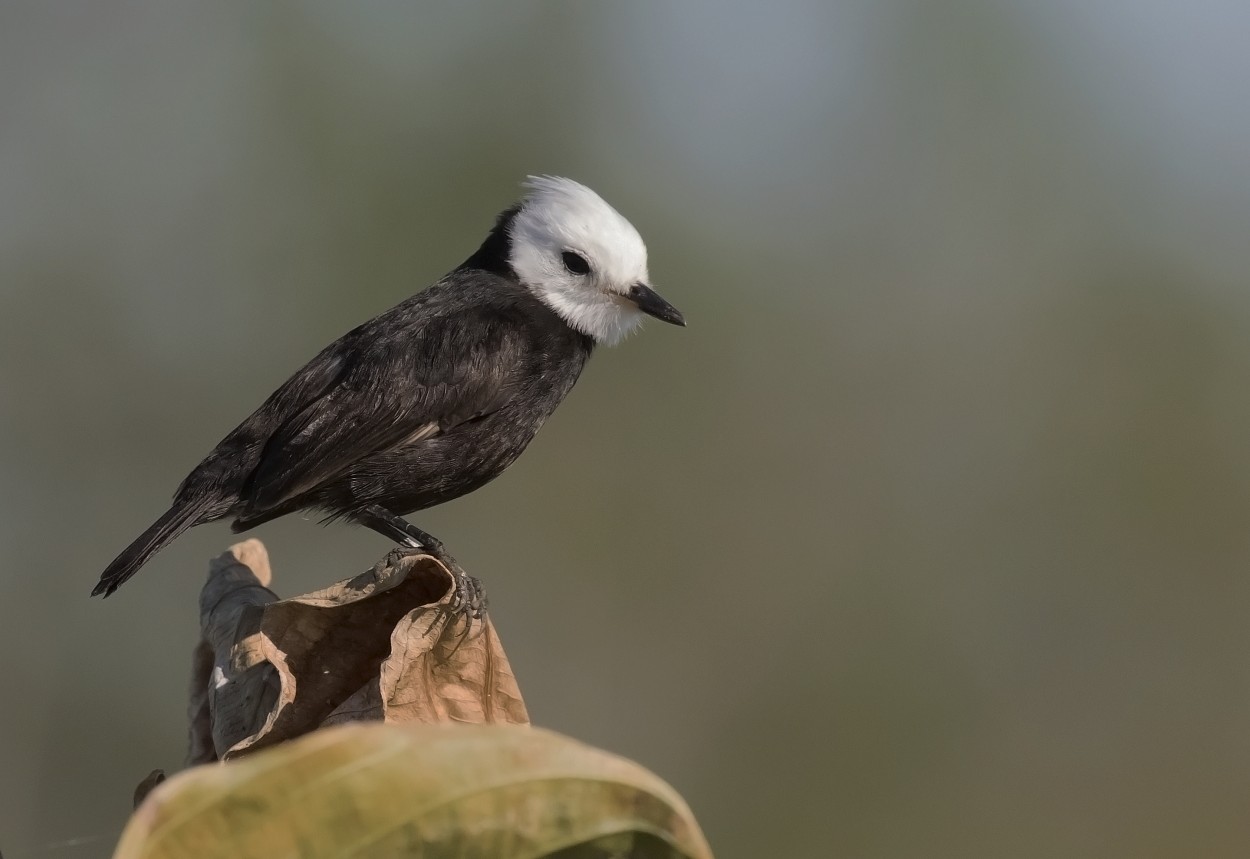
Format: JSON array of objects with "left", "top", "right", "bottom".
[{"left": 239, "top": 307, "right": 522, "bottom": 517}]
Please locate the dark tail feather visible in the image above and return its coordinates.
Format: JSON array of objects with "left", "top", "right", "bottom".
[{"left": 92, "top": 501, "right": 207, "bottom": 597}]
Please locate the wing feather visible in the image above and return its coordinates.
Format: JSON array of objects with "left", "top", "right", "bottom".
[{"left": 239, "top": 306, "right": 521, "bottom": 515}]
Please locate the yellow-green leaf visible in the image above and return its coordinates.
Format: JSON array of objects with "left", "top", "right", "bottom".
[{"left": 114, "top": 724, "right": 712, "bottom": 859}]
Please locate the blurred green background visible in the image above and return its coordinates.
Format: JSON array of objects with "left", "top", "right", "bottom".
[{"left": 2, "top": 3, "right": 1249, "bottom": 857}]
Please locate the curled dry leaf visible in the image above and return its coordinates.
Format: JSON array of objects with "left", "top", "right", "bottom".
[
  {"left": 118, "top": 724, "right": 713, "bottom": 859},
  {"left": 187, "top": 540, "right": 527, "bottom": 763}
]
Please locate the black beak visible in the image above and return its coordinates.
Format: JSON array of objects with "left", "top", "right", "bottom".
[{"left": 628, "top": 283, "right": 686, "bottom": 327}]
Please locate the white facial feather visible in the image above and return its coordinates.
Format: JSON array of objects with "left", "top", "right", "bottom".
[{"left": 507, "top": 175, "right": 651, "bottom": 345}]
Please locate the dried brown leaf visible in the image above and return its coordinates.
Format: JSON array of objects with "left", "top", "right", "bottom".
[{"left": 190, "top": 540, "right": 527, "bottom": 763}]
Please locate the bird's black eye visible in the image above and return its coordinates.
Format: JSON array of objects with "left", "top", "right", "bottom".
[{"left": 561, "top": 251, "right": 592, "bottom": 275}]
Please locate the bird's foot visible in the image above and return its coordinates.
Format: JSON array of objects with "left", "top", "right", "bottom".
[
  {"left": 418, "top": 569, "right": 486, "bottom": 658},
  {"left": 362, "top": 505, "right": 482, "bottom": 625},
  {"left": 449, "top": 570, "right": 487, "bottom": 620},
  {"left": 383, "top": 545, "right": 485, "bottom": 621}
]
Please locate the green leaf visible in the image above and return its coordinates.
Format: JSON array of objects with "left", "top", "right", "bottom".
[{"left": 115, "top": 724, "right": 712, "bottom": 859}]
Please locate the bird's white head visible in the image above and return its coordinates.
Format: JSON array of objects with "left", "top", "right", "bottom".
[{"left": 507, "top": 175, "right": 684, "bottom": 345}]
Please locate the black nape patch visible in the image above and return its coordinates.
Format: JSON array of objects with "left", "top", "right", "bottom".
[{"left": 458, "top": 204, "right": 521, "bottom": 278}]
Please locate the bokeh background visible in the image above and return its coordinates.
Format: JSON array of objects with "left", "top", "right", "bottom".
[{"left": 2, "top": 2, "right": 1249, "bottom": 857}]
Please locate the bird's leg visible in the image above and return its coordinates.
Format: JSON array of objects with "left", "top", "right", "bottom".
[
  {"left": 359, "top": 505, "right": 484, "bottom": 619},
  {"left": 358, "top": 504, "right": 443, "bottom": 551}
]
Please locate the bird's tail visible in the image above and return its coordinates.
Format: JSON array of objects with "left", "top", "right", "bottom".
[{"left": 92, "top": 500, "right": 209, "bottom": 597}]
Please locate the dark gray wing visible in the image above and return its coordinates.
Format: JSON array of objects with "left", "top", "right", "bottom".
[{"left": 239, "top": 305, "right": 524, "bottom": 516}]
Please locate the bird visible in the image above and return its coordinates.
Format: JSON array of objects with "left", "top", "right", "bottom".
[{"left": 93, "top": 175, "right": 684, "bottom": 597}]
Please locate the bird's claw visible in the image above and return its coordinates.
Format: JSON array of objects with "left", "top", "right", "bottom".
[
  {"left": 448, "top": 571, "right": 487, "bottom": 620},
  {"left": 422, "top": 570, "right": 486, "bottom": 657}
]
